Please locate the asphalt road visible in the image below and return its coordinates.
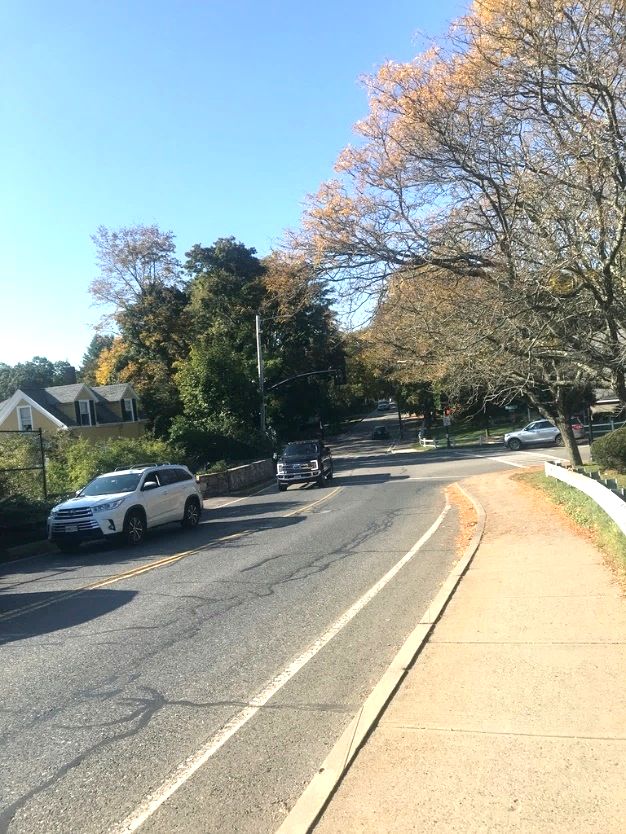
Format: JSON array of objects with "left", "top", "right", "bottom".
[{"left": 0, "top": 414, "right": 582, "bottom": 834}]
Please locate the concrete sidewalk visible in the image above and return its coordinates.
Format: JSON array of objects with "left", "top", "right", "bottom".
[{"left": 283, "top": 470, "right": 626, "bottom": 833}]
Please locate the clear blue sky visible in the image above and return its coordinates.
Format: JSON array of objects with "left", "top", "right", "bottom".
[{"left": 1, "top": 0, "right": 466, "bottom": 369}]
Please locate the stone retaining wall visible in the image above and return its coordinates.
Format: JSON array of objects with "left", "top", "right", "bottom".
[{"left": 196, "top": 459, "right": 275, "bottom": 497}]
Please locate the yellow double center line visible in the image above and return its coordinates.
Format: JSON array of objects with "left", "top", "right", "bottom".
[{"left": 0, "top": 487, "right": 341, "bottom": 625}]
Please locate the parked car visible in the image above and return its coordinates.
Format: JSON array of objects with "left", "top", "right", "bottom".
[
  {"left": 504, "top": 419, "right": 585, "bottom": 451},
  {"left": 371, "top": 425, "right": 390, "bottom": 440},
  {"left": 275, "top": 440, "right": 333, "bottom": 490},
  {"left": 377, "top": 399, "right": 390, "bottom": 411},
  {"left": 47, "top": 463, "right": 204, "bottom": 552}
]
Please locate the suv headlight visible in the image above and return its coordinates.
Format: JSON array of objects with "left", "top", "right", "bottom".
[
  {"left": 93, "top": 497, "right": 127, "bottom": 513},
  {"left": 49, "top": 506, "right": 61, "bottom": 517}
]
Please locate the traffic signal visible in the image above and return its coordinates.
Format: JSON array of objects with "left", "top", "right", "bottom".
[{"left": 444, "top": 408, "right": 451, "bottom": 416}]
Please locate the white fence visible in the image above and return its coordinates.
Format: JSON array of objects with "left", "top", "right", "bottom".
[{"left": 544, "top": 461, "right": 626, "bottom": 536}]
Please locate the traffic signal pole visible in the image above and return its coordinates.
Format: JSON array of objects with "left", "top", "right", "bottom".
[{"left": 256, "top": 314, "right": 266, "bottom": 435}]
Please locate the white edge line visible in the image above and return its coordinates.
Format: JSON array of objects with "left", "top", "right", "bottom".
[
  {"left": 110, "top": 502, "right": 452, "bottom": 834},
  {"left": 486, "top": 456, "right": 527, "bottom": 469},
  {"left": 275, "top": 483, "right": 486, "bottom": 834}
]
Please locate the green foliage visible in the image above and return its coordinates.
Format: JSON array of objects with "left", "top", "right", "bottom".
[
  {"left": 45, "top": 433, "right": 179, "bottom": 495},
  {"left": 0, "top": 433, "right": 46, "bottom": 501},
  {"left": 0, "top": 357, "right": 76, "bottom": 400},
  {"left": 79, "top": 334, "right": 115, "bottom": 384},
  {"left": 175, "top": 340, "right": 259, "bottom": 438},
  {"left": 168, "top": 419, "right": 266, "bottom": 471},
  {"left": 185, "top": 237, "right": 266, "bottom": 353},
  {"left": 591, "top": 426, "right": 626, "bottom": 473}
]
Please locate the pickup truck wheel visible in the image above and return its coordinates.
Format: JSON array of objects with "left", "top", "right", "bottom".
[
  {"left": 317, "top": 471, "right": 326, "bottom": 488},
  {"left": 123, "top": 510, "right": 145, "bottom": 546},
  {"left": 278, "top": 484, "right": 288, "bottom": 492},
  {"left": 181, "top": 497, "right": 201, "bottom": 528},
  {"left": 327, "top": 465, "right": 333, "bottom": 480}
]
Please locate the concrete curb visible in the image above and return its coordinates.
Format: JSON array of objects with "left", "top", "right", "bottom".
[{"left": 274, "top": 483, "right": 485, "bottom": 834}]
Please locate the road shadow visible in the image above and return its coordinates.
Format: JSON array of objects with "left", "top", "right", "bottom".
[
  {"left": 0, "top": 514, "right": 305, "bottom": 582},
  {"left": 0, "top": 588, "right": 137, "bottom": 644},
  {"left": 328, "top": 473, "right": 407, "bottom": 486}
]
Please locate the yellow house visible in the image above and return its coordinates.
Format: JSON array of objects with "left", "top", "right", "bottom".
[{"left": 0, "top": 383, "right": 146, "bottom": 440}]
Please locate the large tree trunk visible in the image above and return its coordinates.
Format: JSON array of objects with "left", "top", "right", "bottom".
[{"left": 554, "top": 417, "right": 583, "bottom": 467}]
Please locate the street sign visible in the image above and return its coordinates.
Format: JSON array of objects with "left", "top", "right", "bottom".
[{"left": 443, "top": 416, "right": 451, "bottom": 427}]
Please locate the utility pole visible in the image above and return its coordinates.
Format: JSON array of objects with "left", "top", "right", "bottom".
[{"left": 255, "top": 314, "right": 266, "bottom": 435}]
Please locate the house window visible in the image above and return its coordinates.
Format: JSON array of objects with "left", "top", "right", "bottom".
[
  {"left": 75, "top": 400, "right": 95, "bottom": 426},
  {"left": 18, "top": 406, "right": 33, "bottom": 431},
  {"left": 121, "top": 398, "right": 138, "bottom": 422}
]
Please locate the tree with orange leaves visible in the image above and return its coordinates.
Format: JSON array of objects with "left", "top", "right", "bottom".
[{"left": 293, "top": 0, "right": 626, "bottom": 464}]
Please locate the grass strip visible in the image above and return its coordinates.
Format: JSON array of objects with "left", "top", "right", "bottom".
[{"left": 514, "top": 471, "right": 626, "bottom": 578}]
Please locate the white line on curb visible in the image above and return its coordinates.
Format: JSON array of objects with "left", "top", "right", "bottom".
[{"left": 109, "top": 503, "right": 452, "bottom": 834}]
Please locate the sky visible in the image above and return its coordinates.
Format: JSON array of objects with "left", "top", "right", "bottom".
[{"left": 1, "top": 0, "right": 467, "bottom": 369}]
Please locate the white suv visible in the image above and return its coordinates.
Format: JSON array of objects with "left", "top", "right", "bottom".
[{"left": 47, "top": 463, "right": 204, "bottom": 552}]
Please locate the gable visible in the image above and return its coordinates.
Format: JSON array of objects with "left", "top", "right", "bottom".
[{"left": 0, "top": 390, "right": 69, "bottom": 430}]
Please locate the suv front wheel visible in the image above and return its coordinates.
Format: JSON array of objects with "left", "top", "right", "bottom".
[
  {"left": 123, "top": 510, "right": 145, "bottom": 546},
  {"left": 182, "top": 497, "right": 201, "bottom": 528}
]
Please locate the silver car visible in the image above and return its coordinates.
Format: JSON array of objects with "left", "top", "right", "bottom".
[{"left": 504, "top": 419, "right": 586, "bottom": 451}]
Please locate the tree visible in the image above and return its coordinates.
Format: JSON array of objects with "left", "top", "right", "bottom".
[
  {"left": 293, "top": 0, "right": 626, "bottom": 464},
  {"left": 0, "top": 357, "right": 76, "bottom": 399},
  {"left": 79, "top": 335, "right": 115, "bottom": 384},
  {"left": 89, "top": 224, "right": 182, "bottom": 320},
  {"left": 185, "top": 237, "right": 267, "bottom": 355},
  {"left": 174, "top": 340, "right": 259, "bottom": 439},
  {"left": 260, "top": 253, "right": 346, "bottom": 435}
]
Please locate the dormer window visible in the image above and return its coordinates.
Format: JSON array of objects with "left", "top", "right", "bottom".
[
  {"left": 75, "top": 399, "right": 96, "bottom": 426},
  {"left": 18, "top": 406, "right": 33, "bottom": 431},
  {"left": 121, "top": 398, "right": 138, "bottom": 422}
]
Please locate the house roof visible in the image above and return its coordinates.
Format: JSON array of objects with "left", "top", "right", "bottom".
[
  {"left": 92, "top": 383, "right": 136, "bottom": 402},
  {"left": 0, "top": 383, "right": 143, "bottom": 429}
]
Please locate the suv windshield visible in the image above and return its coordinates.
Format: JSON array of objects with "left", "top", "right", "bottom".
[
  {"left": 80, "top": 473, "right": 142, "bottom": 496},
  {"left": 282, "top": 443, "right": 319, "bottom": 458}
]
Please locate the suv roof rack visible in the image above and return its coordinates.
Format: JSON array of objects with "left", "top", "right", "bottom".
[{"left": 114, "top": 462, "right": 171, "bottom": 471}]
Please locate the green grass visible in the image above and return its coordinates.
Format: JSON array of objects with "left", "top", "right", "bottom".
[
  {"left": 514, "top": 471, "right": 626, "bottom": 578},
  {"left": 570, "top": 463, "right": 626, "bottom": 489},
  {"left": 414, "top": 418, "right": 525, "bottom": 449}
]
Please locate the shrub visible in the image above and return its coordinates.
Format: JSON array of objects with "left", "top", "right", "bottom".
[
  {"left": 168, "top": 418, "right": 267, "bottom": 472},
  {"left": 591, "top": 426, "right": 626, "bottom": 473},
  {"left": 46, "top": 433, "right": 180, "bottom": 495},
  {"left": 0, "top": 433, "right": 45, "bottom": 501}
]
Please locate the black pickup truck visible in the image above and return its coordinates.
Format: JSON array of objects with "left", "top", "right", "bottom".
[{"left": 275, "top": 439, "right": 333, "bottom": 491}]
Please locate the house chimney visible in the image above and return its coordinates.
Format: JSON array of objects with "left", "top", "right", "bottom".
[{"left": 63, "top": 366, "right": 77, "bottom": 384}]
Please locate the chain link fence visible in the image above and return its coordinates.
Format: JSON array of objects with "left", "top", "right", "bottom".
[{"left": 0, "top": 428, "right": 48, "bottom": 500}]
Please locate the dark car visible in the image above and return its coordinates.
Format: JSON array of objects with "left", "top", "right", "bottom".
[
  {"left": 371, "top": 425, "right": 390, "bottom": 440},
  {"left": 276, "top": 440, "right": 333, "bottom": 491}
]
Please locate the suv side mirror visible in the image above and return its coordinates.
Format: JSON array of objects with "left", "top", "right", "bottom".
[{"left": 142, "top": 481, "right": 159, "bottom": 491}]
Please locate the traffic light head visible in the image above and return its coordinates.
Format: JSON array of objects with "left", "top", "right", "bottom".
[{"left": 444, "top": 408, "right": 451, "bottom": 416}]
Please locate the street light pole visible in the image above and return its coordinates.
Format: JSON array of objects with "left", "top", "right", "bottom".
[{"left": 255, "top": 314, "right": 266, "bottom": 435}]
